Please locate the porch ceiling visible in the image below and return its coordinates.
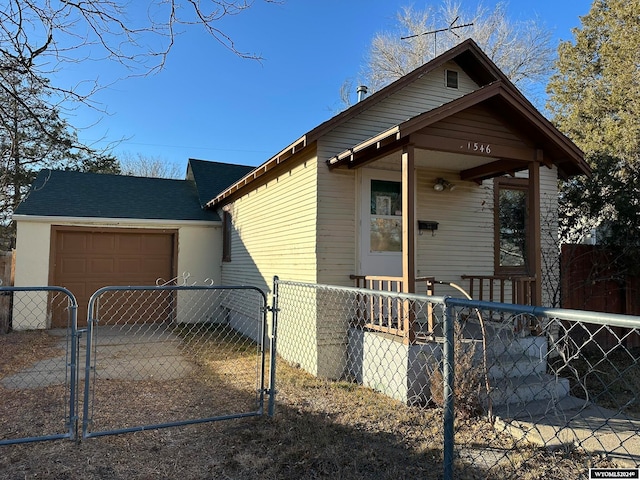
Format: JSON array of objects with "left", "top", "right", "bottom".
[
  {"left": 360, "top": 148, "right": 528, "bottom": 183},
  {"left": 375, "top": 148, "right": 495, "bottom": 172}
]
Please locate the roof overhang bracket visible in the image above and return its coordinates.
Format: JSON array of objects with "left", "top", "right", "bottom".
[{"left": 460, "top": 158, "right": 529, "bottom": 184}]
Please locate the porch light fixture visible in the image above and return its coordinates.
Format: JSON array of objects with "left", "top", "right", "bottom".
[{"left": 433, "top": 177, "right": 456, "bottom": 192}]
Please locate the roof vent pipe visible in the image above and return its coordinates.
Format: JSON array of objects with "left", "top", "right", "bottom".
[{"left": 357, "top": 85, "right": 368, "bottom": 102}]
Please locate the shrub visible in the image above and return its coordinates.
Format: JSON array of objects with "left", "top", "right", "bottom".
[{"left": 428, "top": 323, "right": 483, "bottom": 419}]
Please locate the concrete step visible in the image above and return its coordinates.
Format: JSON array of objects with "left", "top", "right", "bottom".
[
  {"left": 487, "top": 352, "right": 547, "bottom": 379},
  {"left": 485, "top": 373, "right": 570, "bottom": 407},
  {"left": 492, "top": 395, "right": 587, "bottom": 420},
  {"left": 485, "top": 335, "right": 547, "bottom": 358}
]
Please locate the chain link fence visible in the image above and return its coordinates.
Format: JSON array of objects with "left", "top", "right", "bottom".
[
  {"left": 82, "top": 285, "right": 273, "bottom": 438},
  {"left": 273, "top": 278, "right": 640, "bottom": 479},
  {"left": 0, "top": 287, "right": 78, "bottom": 445},
  {"left": 3, "top": 278, "right": 640, "bottom": 479}
]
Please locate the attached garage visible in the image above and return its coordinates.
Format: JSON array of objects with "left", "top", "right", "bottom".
[
  {"left": 12, "top": 160, "right": 254, "bottom": 330},
  {"left": 50, "top": 227, "right": 177, "bottom": 327}
]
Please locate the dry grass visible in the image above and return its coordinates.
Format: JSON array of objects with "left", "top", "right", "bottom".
[
  {"left": 0, "top": 330, "right": 64, "bottom": 377},
  {"left": 0, "top": 329, "right": 618, "bottom": 479},
  {"left": 550, "top": 346, "right": 640, "bottom": 418}
]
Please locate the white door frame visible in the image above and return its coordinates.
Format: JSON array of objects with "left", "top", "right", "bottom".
[{"left": 358, "top": 168, "right": 403, "bottom": 277}]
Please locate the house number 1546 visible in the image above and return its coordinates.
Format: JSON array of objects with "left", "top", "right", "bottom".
[{"left": 467, "top": 141, "right": 491, "bottom": 154}]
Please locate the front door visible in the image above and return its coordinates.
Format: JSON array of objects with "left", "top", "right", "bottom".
[{"left": 359, "top": 169, "right": 402, "bottom": 277}]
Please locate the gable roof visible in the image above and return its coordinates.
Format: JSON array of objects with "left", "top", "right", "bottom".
[
  {"left": 207, "top": 39, "right": 514, "bottom": 207},
  {"left": 15, "top": 169, "right": 219, "bottom": 221},
  {"left": 307, "top": 38, "right": 511, "bottom": 142},
  {"left": 208, "top": 39, "right": 588, "bottom": 207},
  {"left": 328, "top": 80, "right": 590, "bottom": 179},
  {"left": 187, "top": 158, "right": 255, "bottom": 207}
]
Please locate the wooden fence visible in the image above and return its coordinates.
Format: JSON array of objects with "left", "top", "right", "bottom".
[
  {"left": 0, "top": 250, "right": 15, "bottom": 333},
  {"left": 561, "top": 244, "right": 640, "bottom": 349}
]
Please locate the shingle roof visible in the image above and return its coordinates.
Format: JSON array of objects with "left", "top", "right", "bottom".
[
  {"left": 187, "top": 159, "right": 255, "bottom": 207},
  {"left": 15, "top": 169, "right": 220, "bottom": 221},
  {"left": 208, "top": 39, "right": 588, "bottom": 207},
  {"left": 14, "top": 159, "right": 256, "bottom": 222}
]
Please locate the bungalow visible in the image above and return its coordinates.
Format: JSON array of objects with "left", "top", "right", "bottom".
[
  {"left": 210, "top": 39, "right": 588, "bottom": 307},
  {"left": 13, "top": 39, "right": 588, "bottom": 338}
]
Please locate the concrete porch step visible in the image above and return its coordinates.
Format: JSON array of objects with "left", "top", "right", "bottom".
[
  {"left": 487, "top": 352, "right": 547, "bottom": 379},
  {"left": 484, "top": 335, "right": 547, "bottom": 358},
  {"left": 485, "top": 373, "right": 570, "bottom": 407}
]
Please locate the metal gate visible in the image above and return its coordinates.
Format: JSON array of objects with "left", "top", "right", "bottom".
[
  {"left": 82, "top": 285, "right": 274, "bottom": 439},
  {"left": 0, "top": 286, "right": 79, "bottom": 445}
]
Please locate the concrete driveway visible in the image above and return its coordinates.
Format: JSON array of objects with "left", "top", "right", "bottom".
[{"left": 1, "top": 324, "right": 194, "bottom": 389}]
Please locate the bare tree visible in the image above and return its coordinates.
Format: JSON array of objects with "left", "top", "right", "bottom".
[
  {"left": 0, "top": 1, "right": 277, "bottom": 127},
  {"left": 119, "top": 152, "right": 184, "bottom": 179},
  {"left": 350, "top": 1, "right": 554, "bottom": 102}
]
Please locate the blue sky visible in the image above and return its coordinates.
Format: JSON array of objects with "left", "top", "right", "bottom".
[{"left": 65, "top": 1, "right": 592, "bottom": 172}]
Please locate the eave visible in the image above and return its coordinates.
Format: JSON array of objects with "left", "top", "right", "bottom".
[
  {"left": 207, "top": 38, "right": 512, "bottom": 208},
  {"left": 207, "top": 136, "right": 308, "bottom": 207}
]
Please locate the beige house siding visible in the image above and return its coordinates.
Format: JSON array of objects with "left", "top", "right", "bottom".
[
  {"left": 321, "top": 62, "right": 479, "bottom": 158},
  {"left": 316, "top": 161, "right": 357, "bottom": 287},
  {"left": 321, "top": 161, "right": 556, "bottom": 304},
  {"left": 415, "top": 168, "right": 494, "bottom": 295},
  {"left": 218, "top": 148, "right": 321, "bottom": 373},
  {"left": 313, "top": 60, "right": 481, "bottom": 288},
  {"left": 220, "top": 147, "right": 319, "bottom": 291}
]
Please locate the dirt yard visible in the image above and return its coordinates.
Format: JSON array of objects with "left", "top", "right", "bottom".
[{"left": 0, "top": 330, "right": 617, "bottom": 479}]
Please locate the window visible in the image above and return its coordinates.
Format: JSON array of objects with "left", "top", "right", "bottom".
[
  {"left": 222, "top": 210, "right": 232, "bottom": 262},
  {"left": 495, "top": 178, "right": 528, "bottom": 273},
  {"left": 370, "top": 180, "right": 402, "bottom": 252},
  {"left": 445, "top": 69, "right": 459, "bottom": 89}
]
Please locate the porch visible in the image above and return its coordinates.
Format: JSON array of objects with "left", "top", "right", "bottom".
[
  {"left": 326, "top": 79, "right": 588, "bottom": 327},
  {"left": 273, "top": 278, "right": 566, "bottom": 408},
  {"left": 350, "top": 274, "right": 538, "bottom": 345}
]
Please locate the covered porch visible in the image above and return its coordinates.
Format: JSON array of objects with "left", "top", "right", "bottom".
[
  {"left": 350, "top": 274, "right": 537, "bottom": 345},
  {"left": 327, "top": 81, "right": 589, "bottom": 346}
]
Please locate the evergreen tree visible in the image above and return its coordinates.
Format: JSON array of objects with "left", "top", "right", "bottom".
[
  {"left": 547, "top": 0, "right": 640, "bottom": 162},
  {"left": 549, "top": 0, "right": 640, "bottom": 270},
  {"left": 0, "top": 59, "right": 117, "bottom": 249}
]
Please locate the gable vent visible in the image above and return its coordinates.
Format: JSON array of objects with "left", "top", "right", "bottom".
[{"left": 445, "top": 69, "right": 459, "bottom": 89}]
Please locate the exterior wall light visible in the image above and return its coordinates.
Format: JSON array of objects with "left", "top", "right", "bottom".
[{"left": 434, "top": 177, "right": 456, "bottom": 191}]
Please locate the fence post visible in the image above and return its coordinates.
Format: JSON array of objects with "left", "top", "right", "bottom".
[
  {"left": 443, "top": 299, "right": 455, "bottom": 480},
  {"left": 82, "top": 302, "right": 96, "bottom": 439},
  {"left": 268, "top": 276, "right": 280, "bottom": 417},
  {"left": 68, "top": 303, "right": 78, "bottom": 441}
]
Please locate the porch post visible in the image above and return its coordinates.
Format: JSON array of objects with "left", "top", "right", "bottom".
[
  {"left": 402, "top": 145, "right": 416, "bottom": 294},
  {"left": 529, "top": 158, "right": 542, "bottom": 305},
  {"left": 402, "top": 145, "right": 416, "bottom": 345}
]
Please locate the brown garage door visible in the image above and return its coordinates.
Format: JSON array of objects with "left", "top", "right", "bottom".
[{"left": 51, "top": 228, "right": 176, "bottom": 327}]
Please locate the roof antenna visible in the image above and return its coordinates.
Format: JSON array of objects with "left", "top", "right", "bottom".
[{"left": 401, "top": 16, "right": 473, "bottom": 57}]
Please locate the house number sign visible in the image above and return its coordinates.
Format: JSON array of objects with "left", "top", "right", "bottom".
[{"left": 466, "top": 141, "right": 491, "bottom": 154}]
